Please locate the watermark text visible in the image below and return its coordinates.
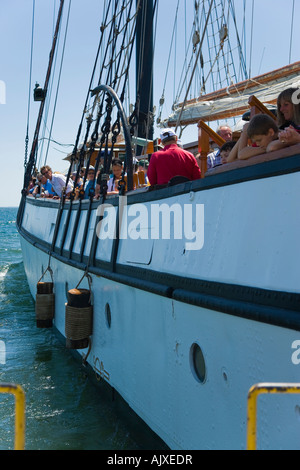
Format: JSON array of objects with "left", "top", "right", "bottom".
[
  {"left": 291, "top": 340, "right": 300, "bottom": 365},
  {"left": 96, "top": 196, "right": 204, "bottom": 251},
  {"left": 0, "top": 81, "right": 6, "bottom": 104},
  {"left": 0, "top": 341, "right": 6, "bottom": 365},
  {"left": 291, "top": 88, "right": 300, "bottom": 106}
]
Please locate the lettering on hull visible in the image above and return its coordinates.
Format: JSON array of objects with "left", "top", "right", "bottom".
[{"left": 93, "top": 356, "right": 110, "bottom": 382}]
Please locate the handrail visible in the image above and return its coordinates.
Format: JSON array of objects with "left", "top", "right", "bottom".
[
  {"left": 0, "top": 383, "right": 26, "bottom": 450},
  {"left": 91, "top": 84, "right": 133, "bottom": 191},
  {"left": 247, "top": 382, "right": 300, "bottom": 450},
  {"left": 197, "top": 120, "right": 225, "bottom": 177},
  {"left": 205, "top": 142, "right": 300, "bottom": 177},
  {"left": 248, "top": 95, "right": 277, "bottom": 121}
]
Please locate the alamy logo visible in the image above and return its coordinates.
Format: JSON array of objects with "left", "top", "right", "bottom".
[
  {"left": 291, "top": 340, "right": 300, "bottom": 365},
  {"left": 0, "top": 340, "right": 6, "bottom": 365},
  {"left": 0, "top": 81, "right": 6, "bottom": 104},
  {"left": 96, "top": 196, "right": 205, "bottom": 251},
  {"left": 292, "top": 88, "right": 300, "bottom": 106}
]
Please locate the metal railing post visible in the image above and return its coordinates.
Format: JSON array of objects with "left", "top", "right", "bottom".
[
  {"left": 247, "top": 383, "right": 300, "bottom": 450},
  {"left": 0, "top": 383, "right": 26, "bottom": 450}
]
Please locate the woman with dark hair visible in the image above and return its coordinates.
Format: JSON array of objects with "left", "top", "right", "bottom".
[
  {"left": 227, "top": 87, "right": 300, "bottom": 162},
  {"left": 277, "top": 87, "right": 300, "bottom": 146},
  {"left": 276, "top": 87, "right": 300, "bottom": 129}
]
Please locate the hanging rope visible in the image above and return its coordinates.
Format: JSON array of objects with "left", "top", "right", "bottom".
[
  {"left": 37, "top": 4, "right": 64, "bottom": 171},
  {"left": 43, "top": 0, "right": 72, "bottom": 166},
  {"left": 38, "top": 252, "right": 54, "bottom": 284},
  {"left": 24, "top": 0, "right": 35, "bottom": 169},
  {"left": 289, "top": 0, "right": 295, "bottom": 63},
  {"left": 249, "top": 0, "right": 255, "bottom": 78},
  {"left": 22, "top": 0, "right": 65, "bottom": 196},
  {"left": 175, "top": 0, "right": 215, "bottom": 131}
]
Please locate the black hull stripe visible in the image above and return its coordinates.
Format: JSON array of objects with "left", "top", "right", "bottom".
[{"left": 18, "top": 227, "right": 300, "bottom": 332}]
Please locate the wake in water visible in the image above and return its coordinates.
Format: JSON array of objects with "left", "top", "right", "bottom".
[
  {"left": 0, "top": 208, "right": 140, "bottom": 450},
  {"left": 0, "top": 267, "right": 8, "bottom": 281},
  {"left": 0, "top": 261, "right": 33, "bottom": 309}
]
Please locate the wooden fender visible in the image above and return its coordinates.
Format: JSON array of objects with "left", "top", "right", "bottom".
[
  {"left": 65, "top": 288, "right": 93, "bottom": 350},
  {"left": 35, "top": 282, "right": 54, "bottom": 328}
]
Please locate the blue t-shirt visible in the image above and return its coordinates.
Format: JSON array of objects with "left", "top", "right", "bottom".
[
  {"left": 84, "top": 180, "right": 95, "bottom": 199},
  {"left": 43, "top": 179, "right": 56, "bottom": 195}
]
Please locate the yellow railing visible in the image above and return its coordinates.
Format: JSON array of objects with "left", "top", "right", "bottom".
[
  {"left": 247, "top": 383, "right": 300, "bottom": 450},
  {"left": 0, "top": 383, "right": 25, "bottom": 450}
]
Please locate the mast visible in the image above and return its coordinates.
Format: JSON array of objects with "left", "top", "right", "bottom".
[
  {"left": 136, "top": 0, "right": 153, "bottom": 151},
  {"left": 23, "top": 0, "right": 65, "bottom": 189}
]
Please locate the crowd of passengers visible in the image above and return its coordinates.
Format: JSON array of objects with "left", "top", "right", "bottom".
[
  {"left": 27, "top": 157, "right": 150, "bottom": 200},
  {"left": 27, "top": 87, "right": 300, "bottom": 199}
]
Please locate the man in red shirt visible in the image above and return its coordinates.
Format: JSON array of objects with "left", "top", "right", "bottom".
[{"left": 147, "top": 129, "right": 201, "bottom": 186}]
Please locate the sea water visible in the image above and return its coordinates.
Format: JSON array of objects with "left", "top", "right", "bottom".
[{"left": 0, "top": 207, "right": 140, "bottom": 450}]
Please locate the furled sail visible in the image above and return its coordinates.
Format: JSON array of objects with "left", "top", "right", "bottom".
[
  {"left": 156, "top": 0, "right": 298, "bottom": 131},
  {"left": 163, "top": 61, "right": 300, "bottom": 125}
]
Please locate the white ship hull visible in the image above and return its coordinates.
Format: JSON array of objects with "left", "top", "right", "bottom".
[{"left": 18, "top": 153, "right": 300, "bottom": 450}]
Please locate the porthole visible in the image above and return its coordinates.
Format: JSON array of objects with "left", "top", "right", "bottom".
[
  {"left": 105, "top": 303, "right": 112, "bottom": 328},
  {"left": 190, "top": 343, "right": 206, "bottom": 384}
]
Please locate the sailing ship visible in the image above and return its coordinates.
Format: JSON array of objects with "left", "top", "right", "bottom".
[{"left": 17, "top": 0, "right": 300, "bottom": 450}]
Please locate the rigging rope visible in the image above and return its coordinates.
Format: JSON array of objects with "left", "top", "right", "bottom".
[
  {"left": 72, "top": 0, "right": 138, "bottom": 165},
  {"left": 23, "top": 0, "right": 65, "bottom": 193},
  {"left": 24, "top": 0, "right": 35, "bottom": 169},
  {"left": 43, "top": 0, "right": 71, "bottom": 166},
  {"left": 248, "top": 0, "right": 255, "bottom": 78},
  {"left": 289, "top": 0, "right": 295, "bottom": 63},
  {"left": 228, "top": 0, "right": 248, "bottom": 80},
  {"left": 37, "top": 3, "right": 63, "bottom": 170},
  {"left": 64, "top": 0, "right": 114, "bottom": 184},
  {"left": 158, "top": 0, "right": 250, "bottom": 130},
  {"left": 175, "top": 0, "right": 215, "bottom": 132},
  {"left": 62, "top": 0, "right": 138, "bottom": 201}
]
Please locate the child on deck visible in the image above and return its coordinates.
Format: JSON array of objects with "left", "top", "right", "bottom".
[
  {"left": 227, "top": 114, "right": 280, "bottom": 161},
  {"left": 219, "top": 141, "right": 236, "bottom": 164}
]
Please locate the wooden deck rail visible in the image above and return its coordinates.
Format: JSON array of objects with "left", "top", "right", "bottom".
[
  {"left": 205, "top": 142, "right": 300, "bottom": 177},
  {"left": 248, "top": 95, "right": 277, "bottom": 121},
  {"left": 197, "top": 120, "right": 225, "bottom": 177}
]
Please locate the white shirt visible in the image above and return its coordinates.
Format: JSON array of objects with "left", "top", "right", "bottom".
[
  {"left": 207, "top": 149, "right": 221, "bottom": 169},
  {"left": 50, "top": 173, "right": 73, "bottom": 197},
  {"left": 107, "top": 173, "right": 126, "bottom": 192},
  {"left": 107, "top": 176, "right": 117, "bottom": 192}
]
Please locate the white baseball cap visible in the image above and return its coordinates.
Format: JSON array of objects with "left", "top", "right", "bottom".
[{"left": 160, "top": 128, "right": 177, "bottom": 142}]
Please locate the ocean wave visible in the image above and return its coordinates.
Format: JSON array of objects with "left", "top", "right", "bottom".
[
  {"left": 0, "top": 219, "right": 16, "bottom": 225},
  {"left": 0, "top": 248, "right": 21, "bottom": 253},
  {"left": 0, "top": 262, "right": 29, "bottom": 293},
  {"left": 0, "top": 261, "right": 23, "bottom": 273},
  {"left": 0, "top": 267, "right": 9, "bottom": 280},
  {"left": 0, "top": 262, "right": 34, "bottom": 318}
]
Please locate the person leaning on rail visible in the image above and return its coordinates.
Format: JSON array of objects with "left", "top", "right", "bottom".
[
  {"left": 276, "top": 87, "right": 300, "bottom": 147},
  {"left": 206, "top": 124, "right": 233, "bottom": 169},
  {"left": 40, "top": 165, "right": 73, "bottom": 199}
]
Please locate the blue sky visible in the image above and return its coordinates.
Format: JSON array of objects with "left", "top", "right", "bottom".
[{"left": 0, "top": 0, "right": 298, "bottom": 207}]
